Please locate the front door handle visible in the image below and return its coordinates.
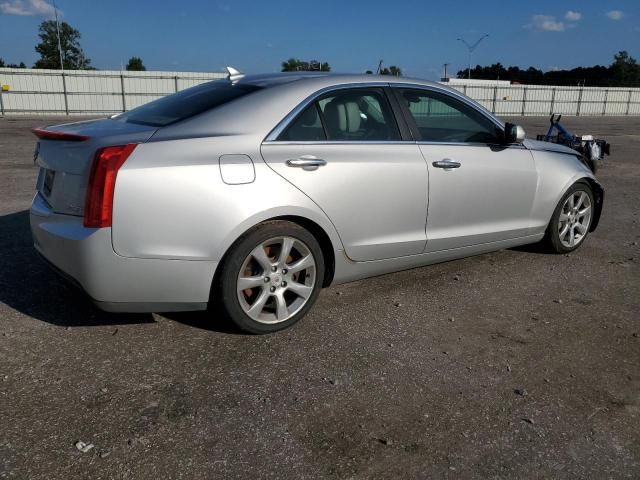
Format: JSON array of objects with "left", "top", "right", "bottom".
[
  {"left": 286, "top": 155, "right": 327, "bottom": 168},
  {"left": 432, "top": 159, "right": 461, "bottom": 169}
]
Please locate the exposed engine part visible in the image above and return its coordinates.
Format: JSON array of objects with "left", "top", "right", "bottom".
[{"left": 536, "top": 114, "right": 611, "bottom": 174}]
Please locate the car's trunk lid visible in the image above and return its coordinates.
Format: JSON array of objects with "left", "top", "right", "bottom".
[{"left": 33, "top": 118, "right": 157, "bottom": 216}]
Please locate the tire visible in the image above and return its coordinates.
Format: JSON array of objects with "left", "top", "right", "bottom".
[
  {"left": 214, "top": 220, "right": 325, "bottom": 334},
  {"left": 543, "top": 182, "right": 595, "bottom": 254}
]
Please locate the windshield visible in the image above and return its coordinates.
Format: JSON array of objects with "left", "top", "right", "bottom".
[{"left": 116, "top": 80, "right": 262, "bottom": 127}]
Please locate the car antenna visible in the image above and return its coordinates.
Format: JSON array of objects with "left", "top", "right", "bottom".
[{"left": 226, "top": 66, "right": 244, "bottom": 82}]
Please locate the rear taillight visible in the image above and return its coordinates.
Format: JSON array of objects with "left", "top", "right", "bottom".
[
  {"left": 32, "top": 127, "right": 89, "bottom": 142},
  {"left": 84, "top": 144, "right": 137, "bottom": 228}
]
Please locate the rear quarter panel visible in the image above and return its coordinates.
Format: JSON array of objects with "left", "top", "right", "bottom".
[{"left": 111, "top": 135, "right": 343, "bottom": 262}]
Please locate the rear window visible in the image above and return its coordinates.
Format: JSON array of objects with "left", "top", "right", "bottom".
[{"left": 117, "top": 81, "right": 262, "bottom": 127}]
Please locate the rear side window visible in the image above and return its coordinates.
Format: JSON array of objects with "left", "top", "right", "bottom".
[
  {"left": 117, "top": 81, "right": 262, "bottom": 127},
  {"left": 279, "top": 88, "right": 401, "bottom": 142}
]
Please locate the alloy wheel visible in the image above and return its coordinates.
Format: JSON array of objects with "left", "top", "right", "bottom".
[{"left": 236, "top": 236, "right": 317, "bottom": 324}]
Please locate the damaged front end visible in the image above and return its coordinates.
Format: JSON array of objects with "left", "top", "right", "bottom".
[{"left": 537, "top": 114, "right": 611, "bottom": 174}]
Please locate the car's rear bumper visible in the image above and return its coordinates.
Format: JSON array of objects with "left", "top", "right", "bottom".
[{"left": 30, "top": 193, "right": 214, "bottom": 313}]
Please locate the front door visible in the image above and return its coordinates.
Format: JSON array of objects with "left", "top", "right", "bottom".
[
  {"left": 261, "top": 87, "right": 428, "bottom": 262},
  {"left": 394, "top": 87, "right": 538, "bottom": 252}
]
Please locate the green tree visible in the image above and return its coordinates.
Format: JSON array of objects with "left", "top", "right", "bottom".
[
  {"left": 34, "top": 20, "right": 91, "bottom": 69},
  {"left": 380, "top": 65, "right": 402, "bottom": 76},
  {"left": 281, "top": 58, "right": 330, "bottom": 72},
  {"left": 611, "top": 51, "right": 640, "bottom": 87},
  {"left": 126, "top": 56, "right": 146, "bottom": 71}
]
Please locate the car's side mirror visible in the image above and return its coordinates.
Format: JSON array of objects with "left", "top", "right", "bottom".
[{"left": 504, "top": 123, "right": 526, "bottom": 144}]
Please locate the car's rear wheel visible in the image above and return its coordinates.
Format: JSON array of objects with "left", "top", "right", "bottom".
[
  {"left": 544, "top": 182, "right": 594, "bottom": 253},
  {"left": 215, "top": 221, "right": 324, "bottom": 334}
]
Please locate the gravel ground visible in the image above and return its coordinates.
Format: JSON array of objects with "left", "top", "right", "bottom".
[{"left": 0, "top": 115, "right": 638, "bottom": 479}]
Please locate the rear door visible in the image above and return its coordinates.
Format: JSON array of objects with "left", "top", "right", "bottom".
[
  {"left": 393, "top": 87, "right": 538, "bottom": 252},
  {"left": 261, "top": 86, "right": 429, "bottom": 262}
]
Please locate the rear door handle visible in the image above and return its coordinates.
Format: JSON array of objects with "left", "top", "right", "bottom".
[
  {"left": 286, "top": 155, "right": 327, "bottom": 168},
  {"left": 432, "top": 159, "right": 461, "bottom": 169}
]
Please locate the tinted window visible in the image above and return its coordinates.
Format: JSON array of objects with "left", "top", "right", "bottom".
[
  {"left": 279, "top": 88, "right": 401, "bottom": 142},
  {"left": 117, "top": 81, "right": 262, "bottom": 127},
  {"left": 399, "top": 89, "right": 501, "bottom": 143},
  {"left": 319, "top": 89, "right": 400, "bottom": 141},
  {"left": 279, "top": 104, "right": 326, "bottom": 141}
]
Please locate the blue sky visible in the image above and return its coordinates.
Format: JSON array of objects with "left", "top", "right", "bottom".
[{"left": 0, "top": 0, "right": 638, "bottom": 78}]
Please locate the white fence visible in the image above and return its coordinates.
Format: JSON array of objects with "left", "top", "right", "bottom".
[
  {"left": 1, "top": 67, "right": 640, "bottom": 116},
  {"left": 446, "top": 83, "right": 640, "bottom": 117},
  {"left": 0, "top": 67, "right": 226, "bottom": 115}
]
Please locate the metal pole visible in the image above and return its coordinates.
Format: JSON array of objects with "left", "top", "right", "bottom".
[
  {"left": 492, "top": 86, "right": 498, "bottom": 114},
  {"left": 521, "top": 87, "right": 527, "bottom": 116},
  {"left": 61, "top": 72, "right": 69, "bottom": 115},
  {"left": 120, "top": 73, "right": 126, "bottom": 112},
  {"left": 626, "top": 90, "right": 632, "bottom": 116},
  {"left": 602, "top": 89, "right": 608, "bottom": 116},
  {"left": 0, "top": 87, "right": 4, "bottom": 116},
  {"left": 550, "top": 88, "right": 556, "bottom": 115},
  {"left": 576, "top": 87, "right": 583, "bottom": 116},
  {"left": 468, "top": 52, "right": 471, "bottom": 80},
  {"left": 53, "top": 0, "right": 64, "bottom": 71},
  {"left": 174, "top": 75, "right": 179, "bottom": 93}
]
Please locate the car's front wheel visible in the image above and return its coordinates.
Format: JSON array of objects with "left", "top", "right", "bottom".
[
  {"left": 544, "top": 182, "right": 595, "bottom": 253},
  {"left": 215, "top": 221, "right": 324, "bottom": 334}
]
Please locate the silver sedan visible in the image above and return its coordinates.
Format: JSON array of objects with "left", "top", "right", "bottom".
[{"left": 30, "top": 72, "right": 603, "bottom": 333}]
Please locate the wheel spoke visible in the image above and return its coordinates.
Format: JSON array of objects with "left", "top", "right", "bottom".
[
  {"left": 278, "top": 237, "right": 295, "bottom": 267},
  {"left": 275, "top": 292, "right": 288, "bottom": 320},
  {"left": 247, "top": 290, "right": 270, "bottom": 317},
  {"left": 559, "top": 213, "right": 569, "bottom": 222},
  {"left": 578, "top": 205, "right": 591, "bottom": 216},
  {"left": 559, "top": 223, "right": 570, "bottom": 239},
  {"left": 288, "top": 254, "right": 314, "bottom": 274},
  {"left": 575, "top": 222, "right": 587, "bottom": 234},
  {"left": 251, "top": 245, "right": 273, "bottom": 272},
  {"left": 569, "top": 227, "right": 575, "bottom": 247},
  {"left": 237, "top": 276, "right": 264, "bottom": 292},
  {"left": 568, "top": 194, "right": 575, "bottom": 209},
  {"left": 287, "top": 281, "right": 313, "bottom": 299},
  {"left": 576, "top": 192, "right": 586, "bottom": 210}
]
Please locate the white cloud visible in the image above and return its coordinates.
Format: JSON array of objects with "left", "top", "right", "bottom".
[
  {"left": 565, "top": 11, "right": 582, "bottom": 22},
  {"left": 530, "top": 15, "right": 566, "bottom": 32},
  {"left": 0, "top": 0, "right": 56, "bottom": 16},
  {"left": 606, "top": 10, "right": 624, "bottom": 21}
]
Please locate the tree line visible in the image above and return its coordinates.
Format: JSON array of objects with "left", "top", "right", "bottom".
[{"left": 457, "top": 51, "right": 640, "bottom": 87}]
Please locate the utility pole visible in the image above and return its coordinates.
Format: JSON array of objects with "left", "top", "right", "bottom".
[
  {"left": 457, "top": 34, "right": 489, "bottom": 80},
  {"left": 376, "top": 59, "right": 383, "bottom": 74},
  {"left": 443, "top": 63, "right": 449, "bottom": 80},
  {"left": 53, "top": 0, "right": 64, "bottom": 71}
]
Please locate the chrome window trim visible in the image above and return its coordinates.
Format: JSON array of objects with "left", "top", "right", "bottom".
[
  {"left": 262, "top": 140, "right": 526, "bottom": 148},
  {"left": 264, "top": 81, "right": 506, "bottom": 144},
  {"left": 262, "top": 140, "right": 412, "bottom": 146}
]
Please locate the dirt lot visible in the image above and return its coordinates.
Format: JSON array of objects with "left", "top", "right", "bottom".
[{"left": 0, "top": 115, "right": 638, "bottom": 479}]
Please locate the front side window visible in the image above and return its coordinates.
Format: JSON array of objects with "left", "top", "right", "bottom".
[
  {"left": 398, "top": 89, "right": 502, "bottom": 143},
  {"left": 279, "top": 88, "right": 401, "bottom": 142}
]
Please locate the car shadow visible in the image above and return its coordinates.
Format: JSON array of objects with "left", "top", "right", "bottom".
[
  {"left": 1, "top": 209, "right": 244, "bottom": 333},
  {"left": 0, "top": 210, "right": 155, "bottom": 327},
  {"left": 510, "top": 242, "right": 551, "bottom": 255}
]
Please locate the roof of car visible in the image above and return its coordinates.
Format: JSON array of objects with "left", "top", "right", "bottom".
[{"left": 236, "top": 72, "right": 441, "bottom": 89}]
